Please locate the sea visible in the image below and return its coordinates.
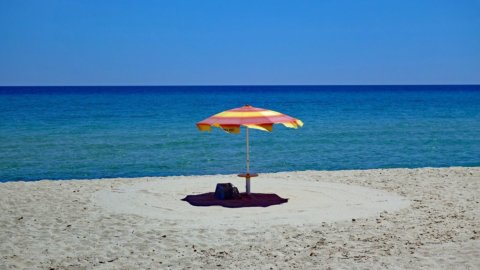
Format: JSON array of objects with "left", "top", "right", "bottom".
[{"left": 0, "top": 85, "right": 479, "bottom": 182}]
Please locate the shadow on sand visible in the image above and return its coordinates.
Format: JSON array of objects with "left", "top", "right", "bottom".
[{"left": 182, "top": 192, "right": 288, "bottom": 208}]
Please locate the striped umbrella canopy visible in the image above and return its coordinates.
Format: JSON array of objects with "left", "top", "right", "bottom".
[
  {"left": 196, "top": 105, "right": 303, "bottom": 194},
  {"left": 196, "top": 105, "right": 303, "bottom": 133}
]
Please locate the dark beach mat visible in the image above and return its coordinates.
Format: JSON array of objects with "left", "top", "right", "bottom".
[{"left": 182, "top": 192, "right": 288, "bottom": 208}]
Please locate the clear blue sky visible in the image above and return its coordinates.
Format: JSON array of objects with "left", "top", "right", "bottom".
[{"left": 0, "top": 0, "right": 479, "bottom": 86}]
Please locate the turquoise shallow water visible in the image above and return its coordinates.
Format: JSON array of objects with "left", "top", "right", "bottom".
[{"left": 0, "top": 85, "right": 479, "bottom": 182}]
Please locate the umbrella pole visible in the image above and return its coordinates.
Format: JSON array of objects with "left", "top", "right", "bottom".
[{"left": 246, "top": 127, "right": 251, "bottom": 194}]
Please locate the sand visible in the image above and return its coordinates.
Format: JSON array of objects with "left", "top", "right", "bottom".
[{"left": 0, "top": 167, "right": 479, "bottom": 269}]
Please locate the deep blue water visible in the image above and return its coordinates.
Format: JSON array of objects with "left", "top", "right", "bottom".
[{"left": 0, "top": 85, "right": 479, "bottom": 182}]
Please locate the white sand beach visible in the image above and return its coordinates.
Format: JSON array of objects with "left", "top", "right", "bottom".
[{"left": 1, "top": 167, "right": 479, "bottom": 269}]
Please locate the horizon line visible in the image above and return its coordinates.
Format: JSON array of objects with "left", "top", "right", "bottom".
[{"left": 1, "top": 83, "right": 479, "bottom": 87}]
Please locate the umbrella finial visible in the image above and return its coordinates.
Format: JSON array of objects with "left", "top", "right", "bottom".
[{"left": 244, "top": 104, "right": 252, "bottom": 107}]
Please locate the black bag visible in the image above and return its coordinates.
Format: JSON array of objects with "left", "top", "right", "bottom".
[
  {"left": 215, "top": 183, "right": 241, "bottom": 200},
  {"left": 231, "top": 186, "right": 241, "bottom": 199}
]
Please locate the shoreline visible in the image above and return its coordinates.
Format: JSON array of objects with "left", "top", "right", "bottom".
[
  {"left": 1, "top": 167, "right": 479, "bottom": 269},
  {"left": 3, "top": 165, "right": 479, "bottom": 183}
]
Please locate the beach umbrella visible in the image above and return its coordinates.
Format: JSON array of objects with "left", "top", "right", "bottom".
[{"left": 196, "top": 105, "right": 303, "bottom": 194}]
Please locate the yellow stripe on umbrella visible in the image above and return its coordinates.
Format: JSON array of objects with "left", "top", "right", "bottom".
[{"left": 196, "top": 105, "right": 303, "bottom": 194}]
